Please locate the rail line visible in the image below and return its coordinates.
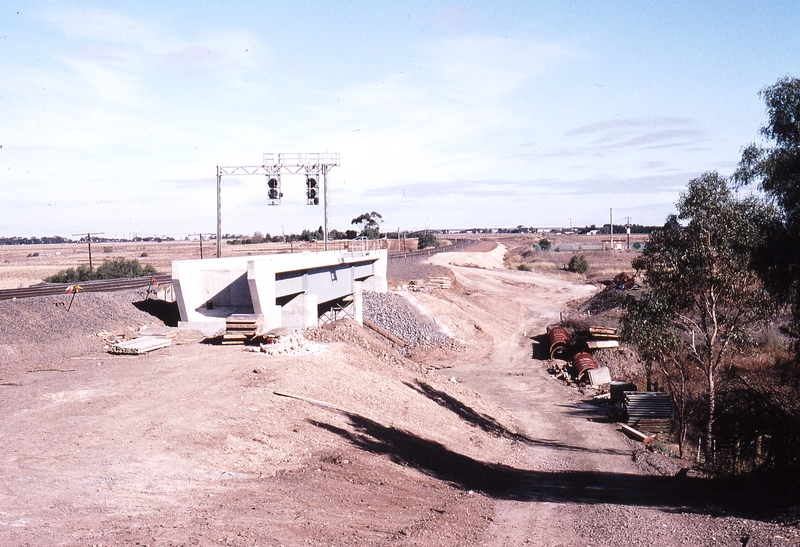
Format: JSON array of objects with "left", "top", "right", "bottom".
[
  {"left": 0, "top": 239, "right": 476, "bottom": 301},
  {"left": 387, "top": 238, "right": 476, "bottom": 261},
  {"left": 0, "top": 274, "right": 173, "bottom": 301}
]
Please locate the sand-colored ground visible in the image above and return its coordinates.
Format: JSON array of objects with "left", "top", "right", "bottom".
[{"left": 0, "top": 243, "right": 794, "bottom": 545}]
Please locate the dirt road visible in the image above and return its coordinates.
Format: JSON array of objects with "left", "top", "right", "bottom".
[{"left": 426, "top": 246, "right": 794, "bottom": 546}]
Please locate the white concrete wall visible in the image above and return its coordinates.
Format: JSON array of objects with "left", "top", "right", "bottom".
[{"left": 173, "top": 249, "right": 387, "bottom": 331}]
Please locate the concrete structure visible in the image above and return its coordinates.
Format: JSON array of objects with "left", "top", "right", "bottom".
[{"left": 172, "top": 250, "right": 387, "bottom": 335}]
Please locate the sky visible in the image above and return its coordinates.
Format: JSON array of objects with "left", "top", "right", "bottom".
[{"left": 2, "top": 1, "right": 800, "bottom": 239}]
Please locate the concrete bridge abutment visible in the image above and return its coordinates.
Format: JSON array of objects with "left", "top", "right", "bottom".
[{"left": 172, "top": 249, "right": 387, "bottom": 335}]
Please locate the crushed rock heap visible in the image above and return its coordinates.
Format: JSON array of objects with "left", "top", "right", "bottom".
[
  {"left": 247, "top": 331, "right": 324, "bottom": 356},
  {"left": 362, "top": 291, "right": 462, "bottom": 351}
]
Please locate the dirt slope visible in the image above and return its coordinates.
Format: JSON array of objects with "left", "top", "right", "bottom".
[{"left": 427, "top": 245, "right": 797, "bottom": 546}]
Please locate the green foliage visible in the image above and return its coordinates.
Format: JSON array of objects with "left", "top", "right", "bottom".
[
  {"left": 735, "top": 75, "right": 800, "bottom": 327},
  {"left": 94, "top": 258, "right": 156, "bottom": 279},
  {"left": 517, "top": 264, "right": 531, "bottom": 271},
  {"left": 567, "top": 254, "right": 589, "bottom": 273},
  {"left": 628, "top": 171, "right": 779, "bottom": 462},
  {"left": 300, "top": 226, "right": 324, "bottom": 242},
  {"left": 632, "top": 242, "right": 642, "bottom": 250},
  {"left": 102, "top": 246, "right": 113, "bottom": 253},
  {"left": 351, "top": 211, "right": 383, "bottom": 239},
  {"left": 362, "top": 226, "right": 381, "bottom": 239},
  {"left": 140, "top": 252, "right": 148, "bottom": 257},
  {"left": 538, "top": 238, "right": 551, "bottom": 251},
  {"left": 27, "top": 252, "right": 39, "bottom": 257},
  {"left": 45, "top": 265, "right": 95, "bottom": 283},
  {"left": 45, "top": 258, "right": 156, "bottom": 283},
  {"left": 417, "top": 233, "right": 439, "bottom": 250}
]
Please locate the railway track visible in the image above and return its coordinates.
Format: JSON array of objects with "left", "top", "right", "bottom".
[
  {"left": 387, "top": 238, "right": 476, "bottom": 261},
  {"left": 0, "top": 274, "right": 173, "bottom": 301},
  {"left": 0, "top": 239, "right": 474, "bottom": 301}
]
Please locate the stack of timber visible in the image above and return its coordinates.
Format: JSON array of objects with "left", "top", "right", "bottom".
[
  {"left": 109, "top": 336, "right": 172, "bottom": 355},
  {"left": 409, "top": 277, "right": 451, "bottom": 291},
  {"left": 623, "top": 391, "right": 673, "bottom": 433},
  {"left": 585, "top": 326, "right": 620, "bottom": 349},
  {"left": 426, "top": 276, "right": 451, "bottom": 289},
  {"left": 223, "top": 314, "right": 264, "bottom": 345},
  {"left": 588, "top": 326, "right": 620, "bottom": 338}
]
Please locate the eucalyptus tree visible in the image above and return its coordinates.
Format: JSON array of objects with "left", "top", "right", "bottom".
[
  {"left": 736, "top": 76, "right": 800, "bottom": 330},
  {"left": 351, "top": 211, "right": 384, "bottom": 239},
  {"left": 628, "top": 172, "right": 778, "bottom": 460}
]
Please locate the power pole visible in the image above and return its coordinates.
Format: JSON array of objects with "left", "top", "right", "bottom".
[
  {"left": 609, "top": 208, "right": 613, "bottom": 250},
  {"left": 625, "top": 216, "right": 632, "bottom": 250},
  {"left": 189, "top": 233, "right": 214, "bottom": 259},
  {"left": 72, "top": 232, "right": 104, "bottom": 270}
]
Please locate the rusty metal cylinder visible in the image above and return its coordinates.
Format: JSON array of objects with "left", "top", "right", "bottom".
[
  {"left": 548, "top": 326, "right": 570, "bottom": 360},
  {"left": 572, "top": 352, "right": 599, "bottom": 380}
]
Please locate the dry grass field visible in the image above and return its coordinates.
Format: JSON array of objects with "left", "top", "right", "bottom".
[
  {"left": 0, "top": 239, "right": 356, "bottom": 289},
  {"left": 0, "top": 234, "right": 647, "bottom": 290}
]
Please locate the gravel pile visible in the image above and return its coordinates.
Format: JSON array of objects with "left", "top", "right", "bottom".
[
  {"left": 363, "top": 291, "right": 462, "bottom": 351},
  {"left": 0, "top": 289, "right": 168, "bottom": 368}
]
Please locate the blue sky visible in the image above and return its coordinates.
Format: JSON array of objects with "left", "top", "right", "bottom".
[{"left": 2, "top": 1, "right": 799, "bottom": 239}]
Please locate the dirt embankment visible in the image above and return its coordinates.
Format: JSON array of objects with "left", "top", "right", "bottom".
[{"left": 0, "top": 244, "right": 797, "bottom": 546}]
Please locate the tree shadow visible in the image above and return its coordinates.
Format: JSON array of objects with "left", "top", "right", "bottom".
[
  {"left": 311, "top": 411, "right": 794, "bottom": 521},
  {"left": 404, "top": 380, "right": 628, "bottom": 456}
]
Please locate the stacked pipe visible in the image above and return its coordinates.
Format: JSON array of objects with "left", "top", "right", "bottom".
[{"left": 547, "top": 325, "right": 570, "bottom": 360}]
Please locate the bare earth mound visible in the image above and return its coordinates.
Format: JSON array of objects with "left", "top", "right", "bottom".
[{"left": 0, "top": 245, "right": 797, "bottom": 546}]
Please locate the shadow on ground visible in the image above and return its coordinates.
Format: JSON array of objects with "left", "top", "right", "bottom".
[
  {"left": 404, "top": 380, "right": 628, "bottom": 456},
  {"left": 133, "top": 299, "right": 181, "bottom": 327},
  {"left": 312, "top": 409, "right": 798, "bottom": 522}
]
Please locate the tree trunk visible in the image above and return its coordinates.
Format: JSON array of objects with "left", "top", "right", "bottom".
[{"left": 705, "top": 367, "right": 715, "bottom": 462}]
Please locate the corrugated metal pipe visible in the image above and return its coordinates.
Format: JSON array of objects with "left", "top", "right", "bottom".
[
  {"left": 547, "top": 325, "right": 570, "bottom": 360},
  {"left": 573, "top": 352, "right": 599, "bottom": 381}
]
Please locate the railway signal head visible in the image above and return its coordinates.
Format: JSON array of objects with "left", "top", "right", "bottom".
[
  {"left": 267, "top": 177, "right": 282, "bottom": 205},
  {"left": 306, "top": 176, "right": 319, "bottom": 205}
]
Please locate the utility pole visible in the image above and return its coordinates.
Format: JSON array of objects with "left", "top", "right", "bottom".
[
  {"left": 609, "top": 208, "right": 613, "bottom": 250},
  {"left": 189, "top": 233, "right": 214, "bottom": 259},
  {"left": 72, "top": 232, "right": 104, "bottom": 270},
  {"left": 625, "top": 216, "right": 632, "bottom": 250}
]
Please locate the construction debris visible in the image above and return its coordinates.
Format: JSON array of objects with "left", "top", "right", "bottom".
[
  {"left": 408, "top": 276, "right": 451, "bottom": 291},
  {"left": 572, "top": 352, "right": 599, "bottom": 381},
  {"left": 612, "top": 272, "right": 637, "bottom": 290},
  {"left": 586, "top": 339, "right": 619, "bottom": 349},
  {"left": 586, "top": 366, "right": 611, "bottom": 386},
  {"left": 248, "top": 331, "right": 322, "bottom": 356},
  {"left": 223, "top": 314, "right": 264, "bottom": 345},
  {"left": 587, "top": 326, "right": 620, "bottom": 339},
  {"left": 109, "top": 336, "right": 172, "bottom": 355},
  {"left": 620, "top": 423, "right": 653, "bottom": 444},
  {"left": 623, "top": 391, "right": 673, "bottom": 432},
  {"left": 96, "top": 330, "right": 126, "bottom": 345},
  {"left": 547, "top": 325, "right": 570, "bottom": 360}
]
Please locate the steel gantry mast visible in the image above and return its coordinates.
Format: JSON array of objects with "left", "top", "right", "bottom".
[{"left": 215, "top": 152, "right": 340, "bottom": 258}]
